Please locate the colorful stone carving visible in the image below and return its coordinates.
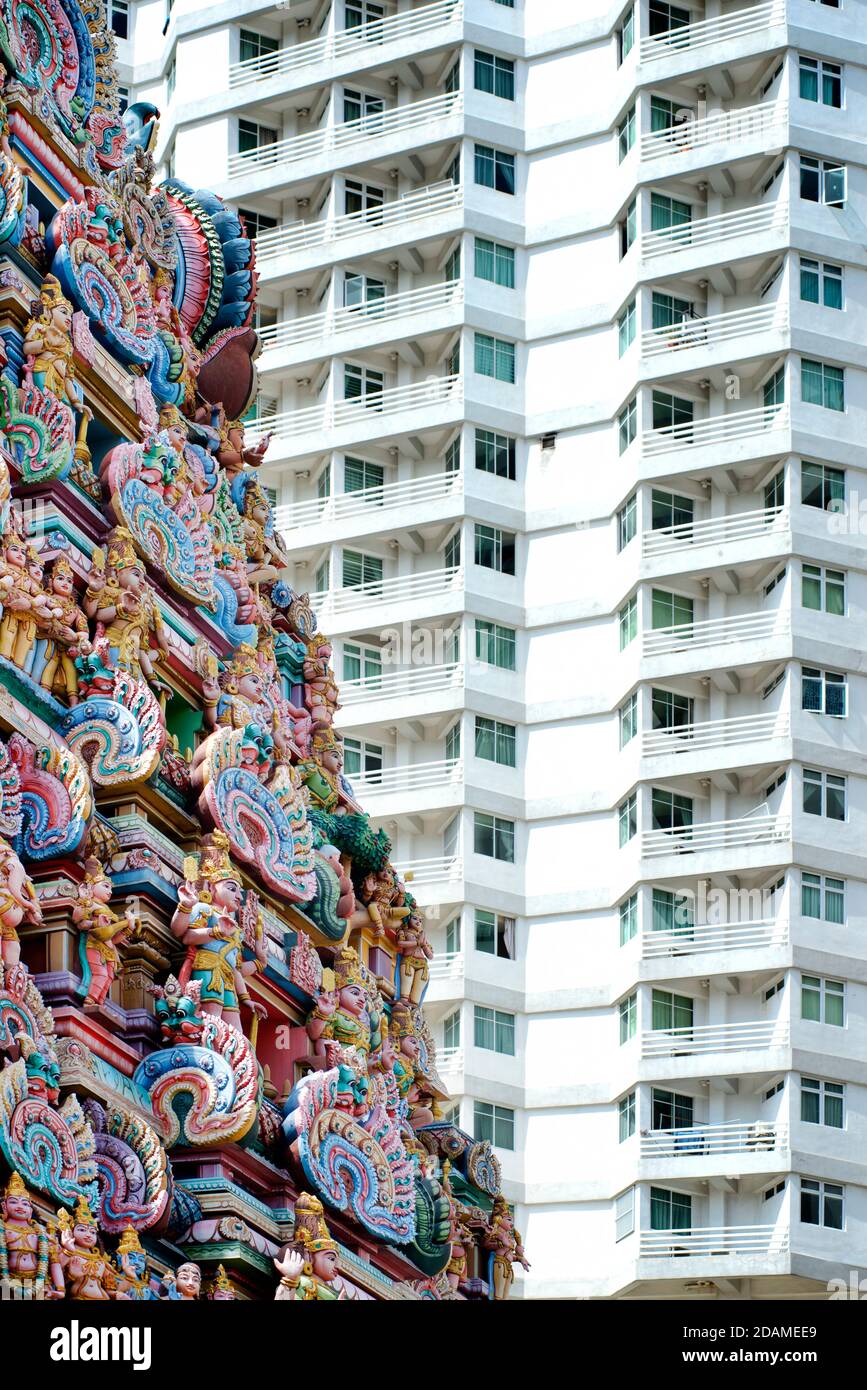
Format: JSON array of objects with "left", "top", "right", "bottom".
[
  {"left": 0, "top": 1169, "right": 59, "bottom": 1298},
  {"left": 273, "top": 1193, "right": 344, "bottom": 1301}
]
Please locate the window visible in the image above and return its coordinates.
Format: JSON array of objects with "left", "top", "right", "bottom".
[
  {"left": 342, "top": 549, "right": 382, "bottom": 589},
  {"left": 653, "top": 1088, "right": 693, "bottom": 1129},
  {"left": 474, "top": 51, "right": 515, "bottom": 100},
  {"left": 800, "top": 258, "right": 843, "bottom": 309},
  {"left": 801, "top": 872, "right": 845, "bottom": 924},
  {"left": 800, "top": 155, "right": 846, "bottom": 206},
  {"left": 802, "top": 975, "right": 845, "bottom": 1026},
  {"left": 474, "top": 1101, "right": 514, "bottom": 1150},
  {"left": 475, "top": 908, "right": 516, "bottom": 959},
  {"left": 618, "top": 299, "right": 636, "bottom": 356},
  {"left": 651, "top": 688, "right": 693, "bottom": 732},
  {"left": 619, "top": 199, "right": 637, "bottom": 258},
  {"left": 763, "top": 367, "right": 785, "bottom": 413},
  {"left": 239, "top": 28, "right": 278, "bottom": 63},
  {"left": 445, "top": 916, "right": 461, "bottom": 955},
  {"left": 652, "top": 989, "right": 693, "bottom": 1031},
  {"left": 650, "top": 94, "right": 678, "bottom": 132},
  {"left": 475, "top": 717, "right": 516, "bottom": 766},
  {"left": 651, "top": 489, "right": 693, "bottom": 532},
  {"left": 619, "top": 893, "right": 638, "bottom": 945},
  {"left": 313, "top": 559, "right": 329, "bottom": 594},
  {"left": 239, "top": 208, "right": 278, "bottom": 240},
  {"left": 108, "top": 0, "right": 129, "bottom": 39},
  {"left": 344, "top": 179, "right": 384, "bottom": 216},
  {"left": 474, "top": 524, "right": 515, "bottom": 574},
  {"left": 651, "top": 291, "right": 693, "bottom": 331},
  {"left": 344, "top": 363, "right": 384, "bottom": 405},
  {"left": 619, "top": 992, "right": 637, "bottom": 1044},
  {"left": 801, "top": 667, "right": 847, "bottom": 717},
  {"left": 801, "top": 461, "right": 844, "bottom": 511},
  {"left": 799, "top": 56, "right": 842, "bottom": 108},
  {"left": 617, "top": 105, "right": 635, "bottom": 162},
  {"left": 475, "top": 619, "right": 516, "bottom": 669},
  {"left": 443, "top": 1009, "right": 461, "bottom": 1051},
  {"left": 343, "top": 737, "right": 383, "bottom": 780},
  {"left": 445, "top": 436, "right": 461, "bottom": 474},
  {"left": 803, "top": 768, "right": 846, "bottom": 820},
  {"left": 801, "top": 1179, "right": 844, "bottom": 1230},
  {"left": 474, "top": 812, "right": 515, "bottom": 862},
  {"left": 802, "top": 564, "right": 845, "bottom": 614},
  {"left": 802, "top": 358, "right": 845, "bottom": 412},
  {"left": 615, "top": 1188, "right": 634, "bottom": 1241},
  {"left": 618, "top": 792, "right": 637, "bottom": 846},
  {"left": 619, "top": 692, "right": 638, "bottom": 748},
  {"left": 619, "top": 596, "right": 637, "bottom": 650},
  {"left": 474, "top": 238, "right": 515, "bottom": 288},
  {"left": 445, "top": 529, "right": 461, "bottom": 570},
  {"left": 474, "top": 144, "right": 516, "bottom": 194},
  {"left": 444, "top": 60, "right": 460, "bottom": 94},
  {"left": 650, "top": 191, "right": 692, "bottom": 241},
  {"left": 445, "top": 721, "right": 461, "bottom": 765},
  {"left": 651, "top": 788, "right": 692, "bottom": 834},
  {"left": 345, "top": 273, "right": 386, "bottom": 311},
  {"left": 345, "top": 0, "right": 385, "bottom": 28},
  {"left": 652, "top": 390, "right": 693, "bottom": 435},
  {"left": 651, "top": 1186, "right": 692, "bottom": 1231},
  {"left": 765, "top": 471, "right": 785, "bottom": 513},
  {"left": 474, "top": 333, "right": 515, "bottom": 383},
  {"left": 343, "top": 642, "right": 382, "bottom": 686},
  {"left": 344, "top": 456, "right": 384, "bottom": 493},
  {"left": 801, "top": 1077, "right": 844, "bottom": 1128},
  {"left": 651, "top": 589, "right": 693, "bottom": 630},
  {"left": 649, "top": 1, "right": 691, "bottom": 35},
  {"left": 474, "top": 1005, "right": 515, "bottom": 1055},
  {"left": 475, "top": 428, "right": 516, "bottom": 478},
  {"left": 443, "top": 814, "right": 459, "bottom": 859},
  {"left": 618, "top": 397, "right": 637, "bottom": 454},
  {"left": 618, "top": 495, "right": 637, "bottom": 550},
  {"left": 343, "top": 88, "right": 385, "bottom": 123},
  {"left": 619, "top": 1091, "right": 636, "bottom": 1141},
  {"left": 238, "top": 118, "right": 277, "bottom": 154}
]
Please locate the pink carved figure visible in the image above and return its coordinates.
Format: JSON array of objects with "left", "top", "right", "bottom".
[{"left": 0, "top": 838, "right": 42, "bottom": 967}]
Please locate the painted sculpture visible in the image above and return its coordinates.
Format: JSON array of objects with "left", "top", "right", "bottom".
[{"left": 0, "top": 0, "right": 523, "bottom": 1306}]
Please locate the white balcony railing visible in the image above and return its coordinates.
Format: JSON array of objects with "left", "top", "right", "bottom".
[
  {"left": 229, "top": 0, "right": 463, "bottom": 88},
  {"left": 642, "top": 200, "right": 788, "bottom": 262},
  {"left": 339, "top": 661, "right": 463, "bottom": 706},
  {"left": 276, "top": 470, "right": 462, "bottom": 533},
  {"left": 641, "top": 1019, "right": 789, "bottom": 1057},
  {"left": 641, "top": 303, "right": 786, "bottom": 360},
  {"left": 639, "top": 1120, "right": 788, "bottom": 1158},
  {"left": 639, "top": 0, "right": 786, "bottom": 63},
  {"left": 642, "top": 608, "right": 787, "bottom": 658},
  {"left": 228, "top": 90, "right": 462, "bottom": 177},
  {"left": 640, "top": 100, "right": 786, "bottom": 163},
  {"left": 254, "top": 181, "right": 463, "bottom": 267},
  {"left": 311, "top": 566, "right": 463, "bottom": 618},
  {"left": 639, "top": 1224, "right": 788, "bottom": 1257},
  {"left": 392, "top": 853, "right": 463, "bottom": 887},
  {"left": 641, "top": 917, "right": 789, "bottom": 958},
  {"left": 246, "top": 374, "right": 463, "bottom": 448},
  {"left": 641, "top": 812, "right": 791, "bottom": 859},
  {"left": 428, "top": 951, "right": 464, "bottom": 983},
  {"left": 641, "top": 402, "right": 789, "bottom": 458},
  {"left": 349, "top": 756, "right": 463, "bottom": 798},
  {"left": 259, "top": 279, "right": 463, "bottom": 357},
  {"left": 641, "top": 710, "right": 789, "bottom": 756},
  {"left": 642, "top": 505, "right": 787, "bottom": 557},
  {"left": 438, "top": 1045, "right": 464, "bottom": 1072}
]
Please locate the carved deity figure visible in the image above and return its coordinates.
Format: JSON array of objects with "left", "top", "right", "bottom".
[
  {"left": 395, "top": 910, "right": 433, "bottom": 1005},
  {"left": 50, "top": 1195, "right": 121, "bottom": 1300},
  {"left": 0, "top": 524, "right": 53, "bottom": 670},
  {"left": 161, "top": 1260, "right": 201, "bottom": 1300},
  {"left": 442, "top": 1164, "right": 475, "bottom": 1294},
  {"left": 306, "top": 946, "right": 381, "bottom": 1062},
  {"left": 21, "top": 275, "right": 79, "bottom": 407},
  {"left": 273, "top": 1193, "right": 344, "bottom": 1301},
  {"left": 202, "top": 640, "right": 310, "bottom": 764},
  {"left": 83, "top": 527, "right": 169, "bottom": 686},
  {"left": 207, "top": 1264, "right": 236, "bottom": 1300},
  {"left": 303, "top": 636, "right": 340, "bottom": 733},
  {"left": 0, "top": 835, "right": 43, "bottom": 967},
  {"left": 241, "top": 477, "right": 290, "bottom": 586},
  {"left": 484, "top": 1196, "right": 531, "bottom": 1301},
  {"left": 73, "top": 856, "right": 140, "bottom": 1008},
  {"left": 114, "top": 1225, "right": 159, "bottom": 1300},
  {"left": 351, "top": 864, "right": 412, "bottom": 940},
  {"left": 214, "top": 412, "right": 271, "bottom": 482},
  {"left": 169, "top": 832, "right": 266, "bottom": 1035},
  {"left": 37, "top": 554, "right": 91, "bottom": 703},
  {"left": 0, "top": 1171, "right": 62, "bottom": 1298},
  {"left": 296, "top": 727, "right": 344, "bottom": 813}
]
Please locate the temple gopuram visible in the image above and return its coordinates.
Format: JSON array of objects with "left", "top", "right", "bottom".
[{"left": 0, "top": 0, "right": 526, "bottom": 1303}]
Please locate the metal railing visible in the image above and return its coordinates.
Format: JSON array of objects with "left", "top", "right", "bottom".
[
  {"left": 641, "top": 402, "right": 789, "bottom": 458},
  {"left": 392, "top": 853, "right": 463, "bottom": 886},
  {"left": 639, "top": 0, "right": 786, "bottom": 63},
  {"left": 254, "top": 181, "right": 462, "bottom": 266},
  {"left": 641, "top": 710, "right": 788, "bottom": 756},
  {"left": 639, "top": 1223, "right": 788, "bottom": 1257},
  {"left": 312, "top": 565, "right": 463, "bottom": 617},
  {"left": 640, "top": 99, "right": 786, "bottom": 162},
  {"left": 642, "top": 609, "right": 787, "bottom": 657},
  {"left": 641, "top": 303, "right": 786, "bottom": 359},
  {"left": 228, "top": 90, "right": 462, "bottom": 177},
  {"left": 438, "top": 1045, "right": 464, "bottom": 1071},
  {"left": 245, "top": 374, "right": 463, "bottom": 447},
  {"left": 258, "top": 279, "right": 463, "bottom": 356},
  {"left": 428, "top": 950, "right": 464, "bottom": 982},
  {"left": 276, "top": 470, "right": 462, "bottom": 532},
  {"left": 641, "top": 1019, "right": 789, "bottom": 1057},
  {"left": 640, "top": 1120, "right": 788, "bottom": 1157},
  {"left": 642, "top": 505, "right": 787, "bottom": 557},
  {"left": 229, "top": 0, "right": 463, "bottom": 87},
  {"left": 642, "top": 200, "right": 787, "bottom": 261},
  {"left": 350, "top": 756, "right": 463, "bottom": 798},
  {"left": 641, "top": 813, "right": 791, "bottom": 859},
  {"left": 339, "top": 661, "right": 463, "bottom": 705},
  {"left": 641, "top": 917, "right": 789, "bottom": 958}
]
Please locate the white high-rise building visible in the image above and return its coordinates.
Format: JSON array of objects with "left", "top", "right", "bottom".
[{"left": 129, "top": 0, "right": 867, "bottom": 1299}]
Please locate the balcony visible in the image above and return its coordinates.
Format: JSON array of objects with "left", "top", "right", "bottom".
[
  {"left": 638, "top": 0, "right": 786, "bottom": 65},
  {"left": 639, "top": 1223, "right": 788, "bottom": 1257},
  {"left": 640, "top": 302, "right": 786, "bottom": 363},
  {"left": 247, "top": 374, "right": 463, "bottom": 457},
  {"left": 254, "top": 181, "right": 462, "bottom": 270},
  {"left": 641, "top": 609, "right": 787, "bottom": 658},
  {"left": 438, "top": 1045, "right": 464, "bottom": 1077},
  {"left": 258, "top": 279, "right": 463, "bottom": 367},
  {"left": 640, "top": 709, "right": 788, "bottom": 757},
  {"left": 428, "top": 950, "right": 463, "bottom": 984},
  {"left": 227, "top": 90, "right": 462, "bottom": 179},
  {"left": 339, "top": 661, "right": 463, "bottom": 707},
  {"left": 642, "top": 917, "right": 788, "bottom": 960},
  {"left": 641, "top": 402, "right": 789, "bottom": 460},
  {"left": 639, "top": 100, "right": 786, "bottom": 164},
  {"left": 641, "top": 1018, "right": 789, "bottom": 1058},
  {"left": 641, "top": 200, "right": 787, "bottom": 264},
  {"left": 639, "top": 1119, "right": 788, "bottom": 1158},
  {"left": 228, "top": 0, "right": 463, "bottom": 89},
  {"left": 311, "top": 566, "right": 463, "bottom": 623},
  {"left": 392, "top": 853, "right": 463, "bottom": 890},
  {"left": 641, "top": 505, "right": 786, "bottom": 558},
  {"left": 640, "top": 811, "right": 791, "bottom": 859},
  {"left": 349, "top": 755, "right": 463, "bottom": 800}
]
